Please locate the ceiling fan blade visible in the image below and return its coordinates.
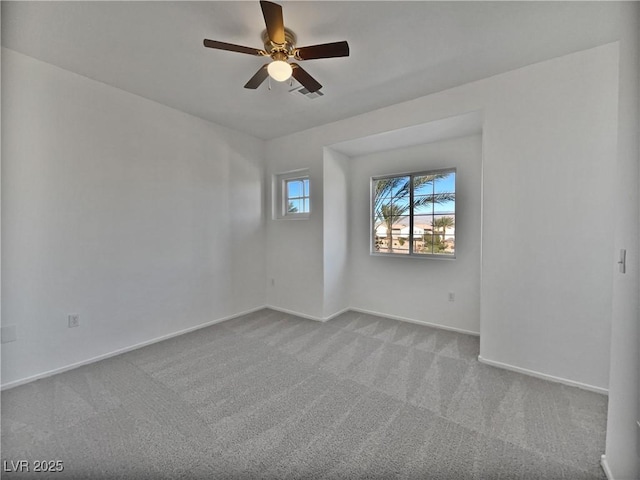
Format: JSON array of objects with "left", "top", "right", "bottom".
[
  {"left": 260, "top": 1, "right": 285, "bottom": 45},
  {"left": 295, "top": 41, "right": 350, "bottom": 61},
  {"left": 203, "top": 39, "right": 265, "bottom": 56},
  {"left": 244, "top": 64, "right": 270, "bottom": 89},
  {"left": 291, "top": 63, "right": 322, "bottom": 93}
]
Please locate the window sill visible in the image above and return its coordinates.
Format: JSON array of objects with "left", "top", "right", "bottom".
[
  {"left": 370, "top": 252, "right": 456, "bottom": 260},
  {"left": 278, "top": 213, "right": 310, "bottom": 220}
]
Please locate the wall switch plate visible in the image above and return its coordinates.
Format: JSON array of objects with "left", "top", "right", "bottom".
[
  {"left": 68, "top": 314, "right": 80, "bottom": 328},
  {"left": 618, "top": 249, "right": 626, "bottom": 273},
  {"left": 1, "top": 325, "right": 17, "bottom": 343},
  {"left": 448, "top": 292, "right": 455, "bottom": 302}
]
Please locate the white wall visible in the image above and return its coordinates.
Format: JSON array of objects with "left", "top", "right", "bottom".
[
  {"left": 603, "top": 2, "right": 640, "bottom": 478},
  {"left": 323, "top": 148, "right": 350, "bottom": 318},
  {"left": 478, "top": 45, "right": 618, "bottom": 392},
  {"left": 1, "top": 48, "right": 265, "bottom": 387},
  {"left": 265, "top": 43, "right": 619, "bottom": 392},
  {"left": 348, "top": 135, "right": 482, "bottom": 334},
  {"left": 264, "top": 145, "right": 325, "bottom": 318}
]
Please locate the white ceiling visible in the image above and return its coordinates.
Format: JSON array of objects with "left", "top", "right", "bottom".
[{"left": 1, "top": 1, "right": 625, "bottom": 139}]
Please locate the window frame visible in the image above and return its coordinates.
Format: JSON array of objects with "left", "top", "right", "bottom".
[
  {"left": 274, "top": 170, "right": 311, "bottom": 220},
  {"left": 370, "top": 168, "right": 456, "bottom": 259},
  {"left": 284, "top": 176, "right": 310, "bottom": 217}
]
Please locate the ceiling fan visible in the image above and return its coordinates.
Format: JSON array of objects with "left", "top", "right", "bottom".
[{"left": 203, "top": 0, "right": 349, "bottom": 93}]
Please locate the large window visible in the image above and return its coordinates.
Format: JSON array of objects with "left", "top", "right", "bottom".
[{"left": 372, "top": 169, "right": 456, "bottom": 257}]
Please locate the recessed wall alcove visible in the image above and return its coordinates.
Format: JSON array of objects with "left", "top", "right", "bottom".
[{"left": 323, "top": 111, "right": 484, "bottom": 336}]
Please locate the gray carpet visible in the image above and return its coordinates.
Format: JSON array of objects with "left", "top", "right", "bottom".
[{"left": 1, "top": 309, "right": 607, "bottom": 479}]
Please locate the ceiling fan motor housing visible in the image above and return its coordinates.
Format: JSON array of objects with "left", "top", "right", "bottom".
[{"left": 261, "top": 28, "right": 297, "bottom": 58}]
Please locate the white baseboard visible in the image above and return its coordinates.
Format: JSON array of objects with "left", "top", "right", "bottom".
[
  {"left": 266, "top": 305, "right": 480, "bottom": 336},
  {"left": 600, "top": 455, "right": 614, "bottom": 479},
  {"left": 349, "top": 307, "right": 480, "bottom": 336},
  {"left": 265, "top": 304, "right": 328, "bottom": 322},
  {"left": 478, "top": 355, "right": 608, "bottom": 395},
  {"left": 324, "top": 307, "right": 350, "bottom": 321},
  {"left": 0, "top": 305, "right": 265, "bottom": 391}
]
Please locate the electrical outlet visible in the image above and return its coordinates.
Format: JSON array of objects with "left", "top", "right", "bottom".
[
  {"left": 68, "top": 314, "right": 80, "bottom": 328},
  {"left": 448, "top": 292, "right": 455, "bottom": 302},
  {"left": 270, "top": 278, "right": 275, "bottom": 286}
]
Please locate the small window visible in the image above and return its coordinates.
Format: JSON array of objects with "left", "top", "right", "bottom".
[
  {"left": 274, "top": 170, "right": 311, "bottom": 219},
  {"left": 285, "top": 177, "right": 310, "bottom": 215},
  {"left": 372, "top": 169, "right": 455, "bottom": 257}
]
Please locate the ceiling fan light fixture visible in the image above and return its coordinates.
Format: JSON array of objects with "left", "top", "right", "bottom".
[
  {"left": 267, "top": 60, "right": 292, "bottom": 81},
  {"left": 203, "top": 1, "right": 349, "bottom": 91}
]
